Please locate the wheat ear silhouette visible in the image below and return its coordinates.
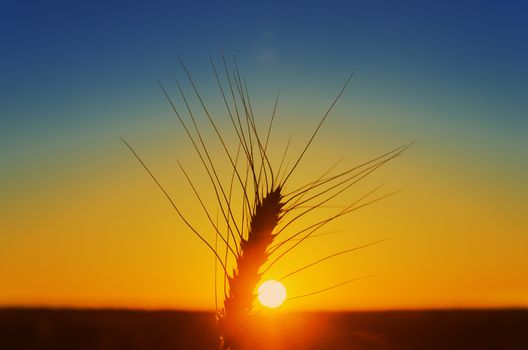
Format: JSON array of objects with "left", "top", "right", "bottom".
[{"left": 122, "top": 53, "right": 410, "bottom": 349}]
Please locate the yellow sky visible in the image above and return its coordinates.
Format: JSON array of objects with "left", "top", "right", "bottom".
[{"left": 1, "top": 103, "right": 527, "bottom": 311}]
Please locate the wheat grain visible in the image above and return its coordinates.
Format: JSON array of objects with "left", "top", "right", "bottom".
[{"left": 218, "top": 186, "right": 284, "bottom": 349}]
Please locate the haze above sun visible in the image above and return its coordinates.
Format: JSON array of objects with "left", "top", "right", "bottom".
[{"left": 258, "top": 280, "right": 287, "bottom": 308}]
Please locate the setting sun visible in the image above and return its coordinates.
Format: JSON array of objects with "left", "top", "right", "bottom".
[{"left": 257, "top": 280, "right": 287, "bottom": 308}]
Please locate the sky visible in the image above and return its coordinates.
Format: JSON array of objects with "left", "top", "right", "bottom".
[{"left": 1, "top": 0, "right": 527, "bottom": 311}]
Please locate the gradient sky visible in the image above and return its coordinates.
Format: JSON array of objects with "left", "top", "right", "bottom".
[{"left": 1, "top": 0, "right": 527, "bottom": 310}]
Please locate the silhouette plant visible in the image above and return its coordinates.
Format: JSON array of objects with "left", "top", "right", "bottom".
[{"left": 122, "top": 53, "right": 409, "bottom": 349}]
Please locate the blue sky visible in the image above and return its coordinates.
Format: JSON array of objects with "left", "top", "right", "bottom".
[{"left": 2, "top": 1, "right": 527, "bottom": 135}]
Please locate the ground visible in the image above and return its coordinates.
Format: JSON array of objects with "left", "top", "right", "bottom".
[{"left": 1, "top": 308, "right": 527, "bottom": 349}]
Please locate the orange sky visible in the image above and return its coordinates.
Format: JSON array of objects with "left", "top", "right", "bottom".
[{"left": 2, "top": 99, "right": 527, "bottom": 310}]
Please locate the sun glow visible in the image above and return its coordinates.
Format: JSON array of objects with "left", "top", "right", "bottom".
[{"left": 257, "top": 280, "right": 287, "bottom": 308}]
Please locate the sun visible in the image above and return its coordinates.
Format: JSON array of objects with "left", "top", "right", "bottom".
[{"left": 257, "top": 280, "right": 287, "bottom": 308}]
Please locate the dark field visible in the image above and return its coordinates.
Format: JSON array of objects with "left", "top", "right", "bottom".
[{"left": 1, "top": 308, "right": 527, "bottom": 349}]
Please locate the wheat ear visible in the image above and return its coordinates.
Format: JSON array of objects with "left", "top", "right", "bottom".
[
  {"left": 123, "top": 54, "right": 409, "bottom": 350},
  {"left": 214, "top": 56, "right": 357, "bottom": 349}
]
